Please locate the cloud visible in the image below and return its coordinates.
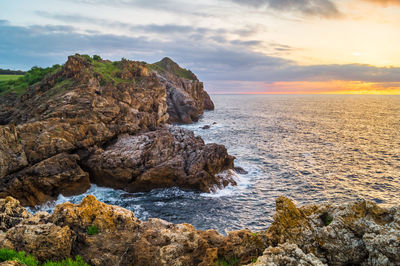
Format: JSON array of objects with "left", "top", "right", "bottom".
[
  {"left": 230, "top": 0, "right": 341, "bottom": 18},
  {"left": 362, "top": 0, "right": 400, "bottom": 6},
  {"left": 1, "top": 20, "right": 399, "bottom": 93},
  {"left": 35, "top": 11, "right": 259, "bottom": 39}
]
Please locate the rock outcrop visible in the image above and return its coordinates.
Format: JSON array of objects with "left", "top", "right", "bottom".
[
  {"left": 0, "top": 54, "right": 232, "bottom": 206},
  {"left": 251, "top": 196, "right": 400, "bottom": 266},
  {"left": 153, "top": 57, "right": 214, "bottom": 124},
  {"left": 0, "top": 195, "right": 263, "bottom": 265},
  {"left": 0, "top": 195, "right": 399, "bottom": 265},
  {"left": 83, "top": 126, "right": 235, "bottom": 193}
]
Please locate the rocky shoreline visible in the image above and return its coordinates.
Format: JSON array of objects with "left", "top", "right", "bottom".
[
  {"left": 0, "top": 195, "right": 399, "bottom": 265},
  {"left": 0, "top": 54, "right": 235, "bottom": 206},
  {"left": 1, "top": 55, "right": 399, "bottom": 265}
]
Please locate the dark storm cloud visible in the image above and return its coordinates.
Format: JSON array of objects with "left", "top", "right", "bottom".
[
  {"left": 230, "top": 0, "right": 341, "bottom": 18},
  {"left": 1, "top": 21, "right": 399, "bottom": 91}
]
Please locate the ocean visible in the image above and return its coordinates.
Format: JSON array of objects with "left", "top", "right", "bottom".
[{"left": 32, "top": 95, "right": 400, "bottom": 234}]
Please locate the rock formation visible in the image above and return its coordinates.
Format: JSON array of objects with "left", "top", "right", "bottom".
[
  {"left": 0, "top": 195, "right": 399, "bottom": 265},
  {"left": 83, "top": 126, "right": 235, "bottom": 193},
  {"left": 0, "top": 195, "right": 264, "bottom": 265},
  {"left": 153, "top": 57, "right": 214, "bottom": 124},
  {"left": 0, "top": 54, "right": 233, "bottom": 206}
]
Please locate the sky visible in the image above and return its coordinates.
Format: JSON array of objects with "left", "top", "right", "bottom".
[{"left": 1, "top": 0, "right": 400, "bottom": 94}]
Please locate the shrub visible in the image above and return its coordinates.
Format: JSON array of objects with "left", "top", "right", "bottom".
[
  {"left": 43, "top": 256, "right": 88, "bottom": 266},
  {"left": 320, "top": 212, "right": 333, "bottom": 226},
  {"left": 215, "top": 257, "right": 239, "bottom": 266},
  {"left": 0, "top": 64, "right": 62, "bottom": 95},
  {"left": 92, "top": 55, "right": 102, "bottom": 61},
  {"left": 87, "top": 225, "right": 99, "bottom": 235},
  {"left": 0, "top": 248, "right": 38, "bottom": 266},
  {"left": 0, "top": 249, "right": 88, "bottom": 266}
]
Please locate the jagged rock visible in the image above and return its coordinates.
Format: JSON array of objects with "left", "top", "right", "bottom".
[
  {"left": 199, "top": 229, "right": 265, "bottom": 265},
  {"left": 234, "top": 167, "right": 248, "bottom": 175},
  {"left": 0, "top": 196, "right": 265, "bottom": 265},
  {"left": 83, "top": 126, "right": 236, "bottom": 193},
  {"left": 201, "top": 125, "right": 210, "bottom": 129},
  {"left": 1, "top": 196, "right": 400, "bottom": 265},
  {"left": 0, "top": 197, "right": 31, "bottom": 232},
  {"left": 1, "top": 212, "right": 73, "bottom": 262},
  {"left": 202, "top": 91, "right": 215, "bottom": 110},
  {"left": 0, "top": 153, "right": 89, "bottom": 206},
  {"left": 0, "top": 54, "right": 228, "bottom": 206},
  {"left": 153, "top": 57, "right": 214, "bottom": 124},
  {"left": 0, "top": 126, "right": 28, "bottom": 179},
  {"left": 50, "top": 195, "right": 140, "bottom": 233},
  {"left": 249, "top": 243, "right": 326, "bottom": 266},
  {"left": 262, "top": 196, "right": 400, "bottom": 265}
]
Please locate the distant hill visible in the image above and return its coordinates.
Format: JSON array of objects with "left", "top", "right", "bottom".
[{"left": 0, "top": 68, "right": 26, "bottom": 75}]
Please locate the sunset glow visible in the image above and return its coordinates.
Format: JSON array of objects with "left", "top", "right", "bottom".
[{"left": 1, "top": 0, "right": 400, "bottom": 94}]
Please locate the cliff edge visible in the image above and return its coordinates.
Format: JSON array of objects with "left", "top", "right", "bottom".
[{"left": 0, "top": 54, "right": 234, "bottom": 206}]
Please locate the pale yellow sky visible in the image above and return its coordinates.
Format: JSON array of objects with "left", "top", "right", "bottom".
[{"left": 1, "top": 0, "right": 400, "bottom": 93}]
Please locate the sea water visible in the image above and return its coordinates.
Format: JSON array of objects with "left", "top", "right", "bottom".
[{"left": 31, "top": 95, "right": 400, "bottom": 234}]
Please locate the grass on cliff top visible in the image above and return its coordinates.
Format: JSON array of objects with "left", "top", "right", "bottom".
[
  {"left": 148, "top": 58, "right": 196, "bottom": 80},
  {"left": 0, "top": 65, "right": 62, "bottom": 96},
  {"left": 80, "top": 54, "right": 131, "bottom": 85},
  {"left": 0, "top": 75, "right": 23, "bottom": 81},
  {"left": 0, "top": 248, "right": 88, "bottom": 266}
]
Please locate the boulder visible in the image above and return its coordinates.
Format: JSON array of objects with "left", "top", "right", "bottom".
[{"left": 83, "top": 126, "right": 236, "bottom": 193}]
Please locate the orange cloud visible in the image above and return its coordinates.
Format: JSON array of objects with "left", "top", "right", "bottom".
[
  {"left": 362, "top": 0, "right": 400, "bottom": 6},
  {"left": 219, "top": 81, "right": 400, "bottom": 94}
]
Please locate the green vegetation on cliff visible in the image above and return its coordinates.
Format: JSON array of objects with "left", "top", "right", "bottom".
[
  {"left": 0, "top": 54, "right": 197, "bottom": 98},
  {"left": 0, "top": 65, "right": 61, "bottom": 96},
  {"left": 149, "top": 57, "right": 197, "bottom": 80},
  {"left": 0, "top": 248, "right": 88, "bottom": 266},
  {"left": 0, "top": 75, "right": 23, "bottom": 81}
]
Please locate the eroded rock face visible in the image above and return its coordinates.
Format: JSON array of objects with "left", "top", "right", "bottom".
[
  {"left": 249, "top": 243, "right": 326, "bottom": 266},
  {"left": 0, "top": 196, "right": 264, "bottom": 265},
  {"left": 84, "top": 126, "right": 235, "bottom": 193},
  {"left": 0, "top": 153, "right": 90, "bottom": 206},
  {"left": 0, "top": 197, "right": 31, "bottom": 232},
  {"left": 0, "top": 54, "right": 229, "bottom": 206},
  {"left": 260, "top": 196, "right": 400, "bottom": 266},
  {"left": 154, "top": 57, "right": 214, "bottom": 124},
  {"left": 0, "top": 196, "right": 399, "bottom": 265}
]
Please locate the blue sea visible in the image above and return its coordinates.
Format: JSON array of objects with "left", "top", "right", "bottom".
[{"left": 32, "top": 95, "right": 400, "bottom": 234}]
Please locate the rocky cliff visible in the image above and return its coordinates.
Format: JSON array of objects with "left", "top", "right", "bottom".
[
  {"left": 0, "top": 54, "right": 233, "bottom": 206},
  {"left": 151, "top": 57, "right": 214, "bottom": 124},
  {"left": 0, "top": 196, "right": 398, "bottom": 265}
]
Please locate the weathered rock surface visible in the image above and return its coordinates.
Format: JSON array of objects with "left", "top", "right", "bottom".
[
  {"left": 0, "top": 196, "right": 264, "bottom": 265},
  {"left": 154, "top": 57, "right": 214, "bottom": 124},
  {"left": 258, "top": 196, "right": 400, "bottom": 266},
  {"left": 1, "top": 195, "right": 399, "bottom": 265},
  {"left": 0, "top": 197, "right": 31, "bottom": 232},
  {"left": 84, "top": 126, "right": 235, "bottom": 192},
  {"left": 0, "top": 153, "right": 90, "bottom": 206},
  {"left": 249, "top": 243, "right": 326, "bottom": 266},
  {"left": 0, "top": 54, "right": 232, "bottom": 206}
]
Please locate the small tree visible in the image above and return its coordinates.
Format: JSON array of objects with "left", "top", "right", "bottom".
[{"left": 93, "top": 55, "right": 102, "bottom": 61}]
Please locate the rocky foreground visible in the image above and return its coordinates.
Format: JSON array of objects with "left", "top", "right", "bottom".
[
  {"left": 0, "top": 196, "right": 399, "bottom": 265},
  {"left": 0, "top": 55, "right": 235, "bottom": 206}
]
